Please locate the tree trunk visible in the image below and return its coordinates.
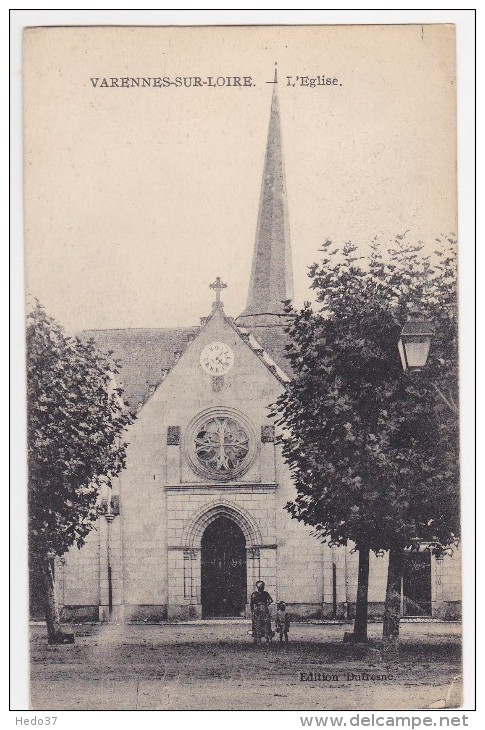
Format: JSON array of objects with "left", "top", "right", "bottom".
[
  {"left": 353, "top": 545, "right": 370, "bottom": 642},
  {"left": 39, "top": 554, "right": 70, "bottom": 644},
  {"left": 383, "top": 546, "right": 403, "bottom": 642}
]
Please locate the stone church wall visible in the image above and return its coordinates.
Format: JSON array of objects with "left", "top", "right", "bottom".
[
  {"left": 274, "top": 443, "right": 326, "bottom": 618},
  {"left": 58, "top": 525, "right": 100, "bottom": 621},
  {"left": 117, "top": 407, "right": 169, "bottom": 622},
  {"left": 432, "top": 545, "right": 461, "bottom": 619}
]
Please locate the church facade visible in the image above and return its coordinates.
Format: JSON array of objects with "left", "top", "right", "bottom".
[{"left": 55, "top": 87, "right": 461, "bottom": 623}]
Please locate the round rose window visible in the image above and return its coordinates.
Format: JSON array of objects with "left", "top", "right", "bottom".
[{"left": 187, "top": 409, "right": 256, "bottom": 480}]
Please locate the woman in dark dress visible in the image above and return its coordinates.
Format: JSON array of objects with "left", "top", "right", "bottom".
[{"left": 250, "top": 581, "right": 274, "bottom": 644}]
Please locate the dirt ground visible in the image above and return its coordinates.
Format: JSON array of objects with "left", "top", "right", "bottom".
[{"left": 29, "top": 621, "right": 462, "bottom": 711}]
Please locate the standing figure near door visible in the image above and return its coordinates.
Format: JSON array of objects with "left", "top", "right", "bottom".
[
  {"left": 276, "top": 601, "right": 290, "bottom": 645},
  {"left": 250, "top": 580, "right": 274, "bottom": 644}
]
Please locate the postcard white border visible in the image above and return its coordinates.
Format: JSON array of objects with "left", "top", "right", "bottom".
[{"left": 8, "top": 7, "right": 477, "bottom": 722}]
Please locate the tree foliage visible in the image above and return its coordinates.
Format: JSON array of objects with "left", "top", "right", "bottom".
[
  {"left": 271, "top": 236, "right": 459, "bottom": 556},
  {"left": 27, "top": 302, "right": 134, "bottom": 562}
]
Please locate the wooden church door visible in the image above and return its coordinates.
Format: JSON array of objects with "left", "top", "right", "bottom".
[{"left": 201, "top": 516, "right": 247, "bottom": 617}]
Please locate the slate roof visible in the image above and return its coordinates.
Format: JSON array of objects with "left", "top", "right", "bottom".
[
  {"left": 82, "top": 320, "right": 291, "bottom": 413},
  {"left": 83, "top": 326, "right": 199, "bottom": 412},
  {"left": 244, "top": 324, "right": 292, "bottom": 376}
]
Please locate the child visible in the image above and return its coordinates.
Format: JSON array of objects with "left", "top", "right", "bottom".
[{"left": 276, "top": 601, "right": 290, "bottom": 645}]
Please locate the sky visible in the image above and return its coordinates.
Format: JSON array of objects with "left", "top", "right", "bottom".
[{"left": 23, "top": 24, "right": 457, "bottom": 332}]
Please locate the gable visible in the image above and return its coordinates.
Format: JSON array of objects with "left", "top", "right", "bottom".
[
  {"left": 82, "top": 315, "right": 292, "bottom": 413},
  {"left": 156, "top": 309, "right": 289, "bottom": 404}
]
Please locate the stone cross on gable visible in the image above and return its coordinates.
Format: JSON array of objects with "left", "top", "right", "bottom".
[{"left": 209, "top": 277, "right": 227, "bottom": 311}]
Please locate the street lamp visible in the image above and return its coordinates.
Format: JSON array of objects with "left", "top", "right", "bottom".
[
  {"left": 398, "top": 309, "right": 434, "bottom": 372},
  {"left": 398, "top": 308, "right": 458, "bottom": 414}
]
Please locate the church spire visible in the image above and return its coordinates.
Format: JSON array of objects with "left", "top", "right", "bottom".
[{"left": 238, "top": 75, "right": 294, "bottom": 325}]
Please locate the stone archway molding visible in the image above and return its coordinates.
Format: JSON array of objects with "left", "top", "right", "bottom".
[{"left": 182, "top": 499, "right": 262, "bottom": 549}]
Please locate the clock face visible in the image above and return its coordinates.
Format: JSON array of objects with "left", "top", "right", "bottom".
[{"left": 200, "top": 342, "right": 234, "bottom": 376}]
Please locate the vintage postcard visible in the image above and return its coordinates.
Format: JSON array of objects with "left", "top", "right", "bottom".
[{"left": 23, "top": 24, "right": 464, "bottom": 712}]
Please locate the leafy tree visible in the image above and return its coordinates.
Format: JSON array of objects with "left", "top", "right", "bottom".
[
  {"left": 27, "top": 302, "right": 134, "bottom": 643},
  {"left": 272, "top": 236, "right": 459, "bottom": 642}
]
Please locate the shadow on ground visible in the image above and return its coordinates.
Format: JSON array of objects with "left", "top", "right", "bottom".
[{"left": 30, "top": 622, "right": 462, "bottom": 711}]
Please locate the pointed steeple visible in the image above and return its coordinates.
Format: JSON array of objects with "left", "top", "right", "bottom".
[{"left": 238, "top": 76, "right": 294, "bottom": 325}]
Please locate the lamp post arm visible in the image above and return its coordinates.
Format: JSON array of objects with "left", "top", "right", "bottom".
[{"left": 432, "top": 383, "right": 459, "bottom": 415}]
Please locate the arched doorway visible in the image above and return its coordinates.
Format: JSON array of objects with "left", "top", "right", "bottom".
[{"left": 201, "top": 516, "right": 247, "bottom": 617}]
